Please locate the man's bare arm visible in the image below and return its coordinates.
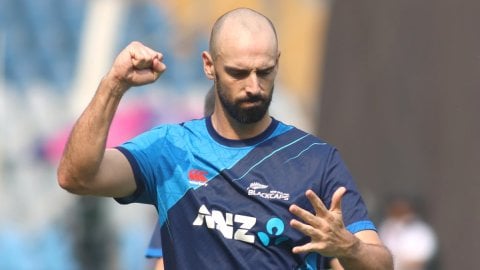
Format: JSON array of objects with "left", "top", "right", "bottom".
[
  {"left": 330, "top": 230, "right": 393, "bottom": 270},
  {"left": 57, "top": 41, "right": 166, "bottom": 197}
]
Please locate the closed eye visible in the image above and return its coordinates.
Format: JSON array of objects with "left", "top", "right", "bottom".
[
  {"left": 256, "top": 67, "right": 275, "bottom": 77},
  {"left": 224, "top": 65, "right": 276, "bottom": 79},
  {"left": 225, "top": 67, "right": 250, "bottom": 79}
]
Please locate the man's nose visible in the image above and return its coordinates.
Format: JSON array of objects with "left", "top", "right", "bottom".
[{"left": 245, "top": 73, "right": 261, "bottom": 95}]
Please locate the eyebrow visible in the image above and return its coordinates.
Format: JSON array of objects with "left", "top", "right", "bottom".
[
  {"left": 224, "top": 66, "right": 249, "bottom": 74},
  {"left": 223, "top": 64, "right": 276, "bottom": 74}
]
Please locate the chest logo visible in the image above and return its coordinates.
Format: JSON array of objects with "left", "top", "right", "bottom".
[
  {"left": 247, "top": 182, "right": 290, "bottom": 201},
  {"left": 192, "top": 205, "right": 256, "bottom": 244},
  {"left": 257, "top": 217, "right": 289, "bottom": 246},
  {"left": 188, "top": 169, "right": 208, "bottom": 186}
]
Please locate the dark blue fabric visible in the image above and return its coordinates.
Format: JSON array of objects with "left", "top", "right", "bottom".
[{"left": 116, "top": 118, "right": 374, "bottom": 269}]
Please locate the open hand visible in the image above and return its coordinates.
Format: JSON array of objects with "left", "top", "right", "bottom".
[{"left": 289, "top": 187, "right": 359, "bottom": 258}]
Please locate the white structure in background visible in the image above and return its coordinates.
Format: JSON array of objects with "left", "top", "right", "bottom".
[
  {"left": 70, "top": 0, "right": 127, "bottom": 116},
  {"left": 379, "top": 198, "right": 438, "bottom": 270}
]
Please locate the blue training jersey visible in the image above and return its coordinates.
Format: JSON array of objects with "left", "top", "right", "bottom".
[{"left": 116, "top": 117, "right": 375, "bottom": 270}]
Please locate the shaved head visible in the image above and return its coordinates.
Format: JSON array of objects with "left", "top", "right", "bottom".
[
  {"left": 209, "top": 8, "right": 278, "bottom": 60},
  {"left": 202, "top": 8, "right": 280, "bottom": 125}
]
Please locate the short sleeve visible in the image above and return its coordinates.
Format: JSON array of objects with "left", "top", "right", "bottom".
[
  {"left": 113, "top": 126, "right": 170, "bottom": 206},
  {"left": 320, "top": 149, "right": 376, "bottom": 233}
]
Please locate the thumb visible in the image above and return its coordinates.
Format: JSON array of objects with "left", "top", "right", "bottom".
[
  {"left": 151, "top": 58, "right": 166, "bottom": 80},
  {"left": 153, "top": 57, "right": 166, "bottom": 73},
  {"left": 330, "top": 186, "right": 346, "bottom": 212}
]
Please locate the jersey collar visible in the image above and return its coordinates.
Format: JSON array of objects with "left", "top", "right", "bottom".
[{"left": 206, "top": 116, "right": 279, "bottom": 147}]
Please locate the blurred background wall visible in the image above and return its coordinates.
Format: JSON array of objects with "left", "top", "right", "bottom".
[
  {"left": 318, "top": 1, "right": 480, "bottom": 269},
  {"left": 1, "top": 0, "right": 478, "bottom": 269}
]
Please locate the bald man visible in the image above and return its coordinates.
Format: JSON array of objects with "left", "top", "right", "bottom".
[{"left": 58, "top": 8, "right": 392, "bottom": 269}]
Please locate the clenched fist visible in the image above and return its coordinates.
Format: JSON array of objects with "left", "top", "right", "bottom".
[{"left": 107, "top": 41, "right": 167, "bottom": 92}]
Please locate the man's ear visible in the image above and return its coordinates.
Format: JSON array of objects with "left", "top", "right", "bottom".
[{"left": 202, "top": 51, "right": 215, "bottom": 80}]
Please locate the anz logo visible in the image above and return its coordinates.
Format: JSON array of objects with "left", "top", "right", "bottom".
[
  {"left": 192, "top": 205, "right": 289, "bottom": 246},
  {"left": 257, "top": 217, "right": 289, "bottom": 246},
  {"left": 192, "top": 205, "right": 256, "bottom": 243}
]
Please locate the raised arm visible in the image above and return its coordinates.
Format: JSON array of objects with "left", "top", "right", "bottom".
[
  {"left": 289, "top": 187, "right": 393, "bottom": 270},
  {"left": 57, "top": 41, "right": 166, "bottom": 197}
]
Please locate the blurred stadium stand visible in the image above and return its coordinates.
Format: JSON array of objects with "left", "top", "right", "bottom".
[
  {"left": 1, "top": 1, "right": 320, "bottom": 269},
  {"left": 4, "top": 0, "right": 85, "bottom": 92}
]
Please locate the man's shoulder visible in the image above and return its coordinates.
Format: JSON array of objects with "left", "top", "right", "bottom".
[
  {"left": 124, "top": 118, "right": 206, "bottom": 145},
  {"left": 149, "top": 117, "right": 206, "bottom": 132},
  {"left": 180, "top": 117, "right": 207, "bottom": 126},
  {"left": 276, "top": 120, "right": 330, "bottom": 145}
]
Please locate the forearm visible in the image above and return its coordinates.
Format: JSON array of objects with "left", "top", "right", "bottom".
[
  {"left": 336, "top": 240, "right": 393, "bottom": 270},
  {"left": 57, "top": 74, "right": 128, "bottom": 194}
]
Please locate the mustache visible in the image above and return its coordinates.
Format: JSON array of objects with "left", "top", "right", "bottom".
[{"left": 238, "top": 95, "right": 265, "bottom": 103}]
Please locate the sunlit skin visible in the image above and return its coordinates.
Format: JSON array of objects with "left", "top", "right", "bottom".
[
  {"left": 214, "top": 60, "right": 276, "bottom": 125},
  {"left": 202, "top": 10, "right": 280, "bottom": 140}
]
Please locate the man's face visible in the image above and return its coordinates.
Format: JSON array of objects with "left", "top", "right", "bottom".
[
  {"left": 213, "top": 44, "right": 279, "bottom": 124},
  {"left": 215, "top": 71, "right": 274, "bottom": 124}
]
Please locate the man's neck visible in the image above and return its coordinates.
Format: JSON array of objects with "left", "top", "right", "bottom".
[{"left": 210, "top": 112, "right": 272, "bottom": 140}]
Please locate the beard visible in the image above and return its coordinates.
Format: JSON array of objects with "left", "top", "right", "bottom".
[{"left": 216, "top": 75, "right": 273, "bottom": 124}]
